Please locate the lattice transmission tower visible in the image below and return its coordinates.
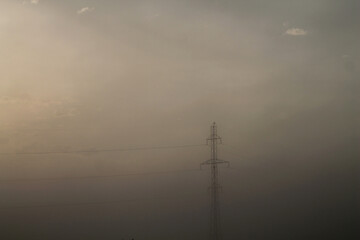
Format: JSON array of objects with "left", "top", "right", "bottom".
[{"left": 201, "top": 122, "right": 229, "bottom": 240}]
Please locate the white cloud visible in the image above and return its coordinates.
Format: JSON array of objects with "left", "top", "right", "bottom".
[
  {"left": 282, "top": 21, "right": 290, "bottom": 27},
  {"left": 285, "top": 28, "right": 308, "bottom": 36},
  {"left": 77, "top": 7, "right": 95, "bottom": 15},
  {"left": 22, "top": 0, "right": 39, "bottom": 5}
]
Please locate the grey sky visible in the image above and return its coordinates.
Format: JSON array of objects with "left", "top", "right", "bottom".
[{"left": 0, "top": 1, "right": 359, "bottom": 239}]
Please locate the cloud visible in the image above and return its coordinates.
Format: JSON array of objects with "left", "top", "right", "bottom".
[
  {"left": 22, "top": 0, "right": 39, "bottom": 5},
  {"left": 0, "top": 95, "right": 79, "bottom": 122},
  {"left": 285, "top": 28, "right": 308, "bottom": 36},
  {"left": 77, "top": 7, "right": 95, "bottom": 15},
  {"left": 282, "top": 21, "right": 290, "bottom": 27}
]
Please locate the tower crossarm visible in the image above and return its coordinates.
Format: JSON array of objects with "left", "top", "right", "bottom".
[{"left": 200, "top": 122, "right": 229, "bottom": 240}]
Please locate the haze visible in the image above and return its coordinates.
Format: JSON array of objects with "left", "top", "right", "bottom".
[{"left": 0, "top": 0, "right": 359, "bottom": 239}]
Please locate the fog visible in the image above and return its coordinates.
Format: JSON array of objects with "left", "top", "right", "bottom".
[{"left": 0, "top": 0, "right": 359, "bottom": 239}]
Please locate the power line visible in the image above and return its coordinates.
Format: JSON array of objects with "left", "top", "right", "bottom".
[
  {"left": 220, "top": 144, "right": 262, "bottom": 163},
  {"left": 0, "top": 143, "right": 206, "bottom": 156},
  {"left": 0, "top": 192, "right": 206, "bottom": 210},
  {"left": 0, "top": 168, "right": 203, "bottom": 183},
  {"left": 223, "top": 167, "right": 242, "bottom": 172}
]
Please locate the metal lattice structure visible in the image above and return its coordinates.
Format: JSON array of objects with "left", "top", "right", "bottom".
[{"left": 201, "top": 122, "right": 229, "bottom": 240}]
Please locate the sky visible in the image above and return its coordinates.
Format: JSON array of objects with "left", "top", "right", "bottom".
[{"left": 0, "top": 0, "right": 359, "bottom": 239}]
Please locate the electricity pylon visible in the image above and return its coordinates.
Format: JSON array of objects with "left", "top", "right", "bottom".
[{"left": 201, "top": 122, "right": 229, "bottom": 240}]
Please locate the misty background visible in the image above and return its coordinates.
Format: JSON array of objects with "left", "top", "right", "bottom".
[{"left": 0, "top": 0, "right": 359, "bottom": 239}]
